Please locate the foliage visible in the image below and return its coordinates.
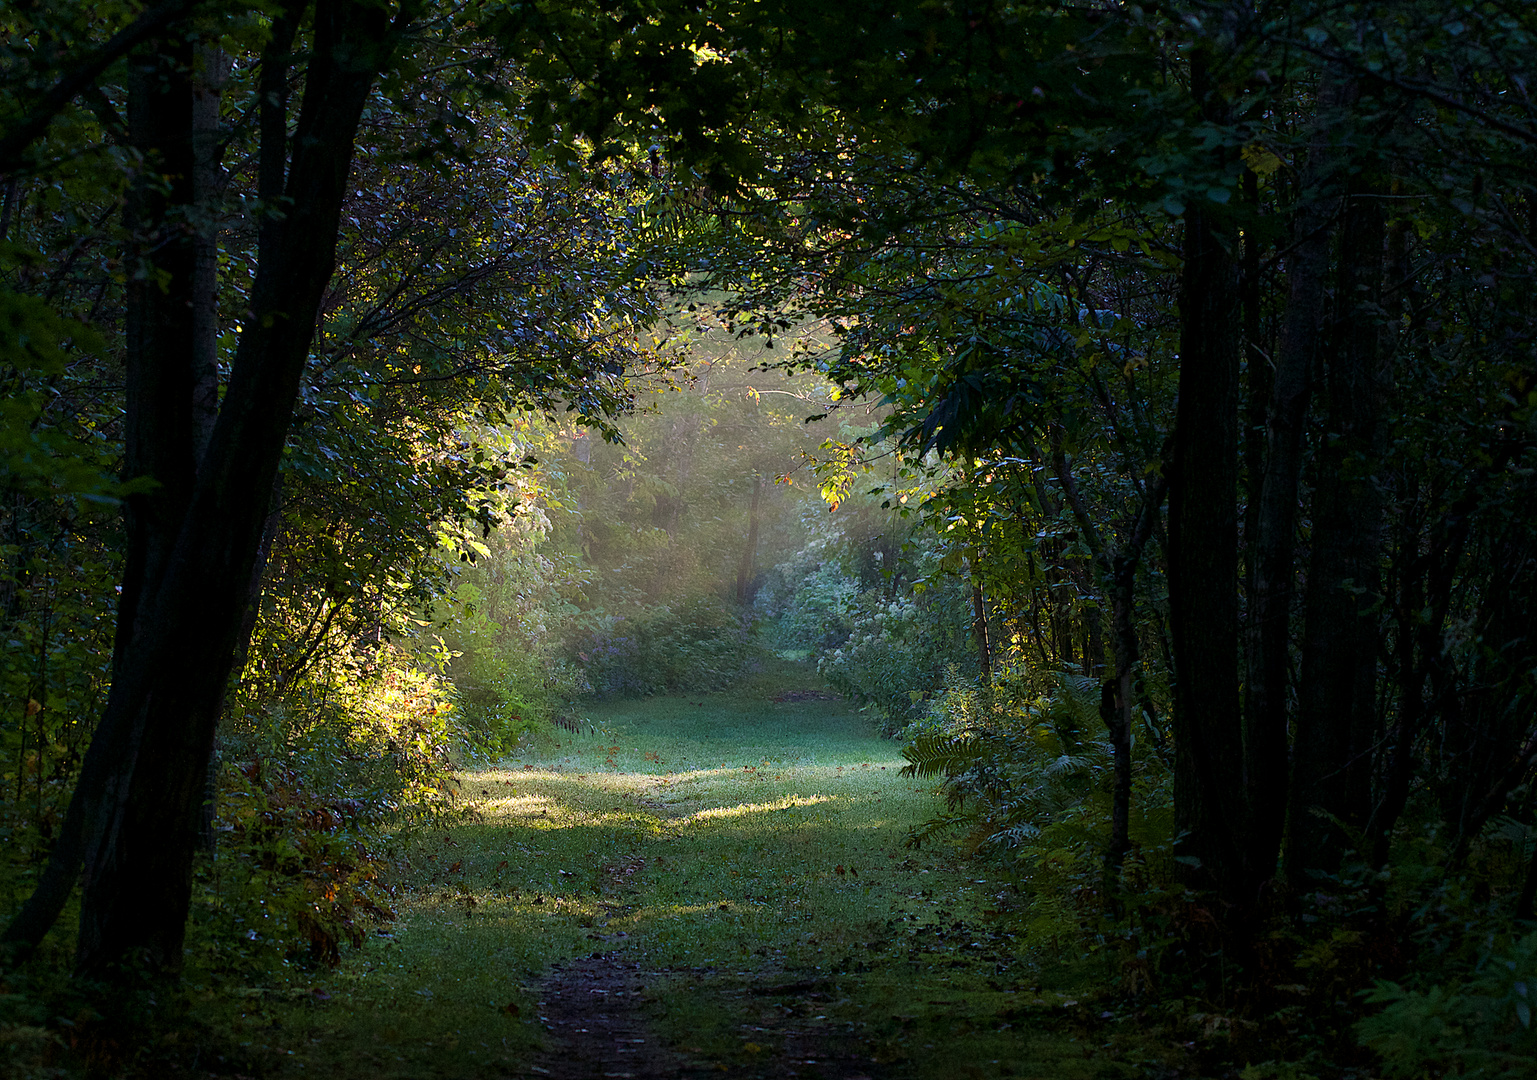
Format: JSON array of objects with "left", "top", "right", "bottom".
[
  {"left": 1358, "top": 932, "right": 1537, "bottom": 1080},
  {"left": 567, "top": 595, "right": 759, "bottom": 697},
  {"left": 753, "top": 555, "right": 859, "bottom": 654},
  {"left": 194, "top": 646, "right": 461, "bottom": 977},
  {"left": 436, "top": 505, "right": 589, "bottom": 748},
  {"left": 818, "top": 584, "right": 973, "bottom": 735},
  {"left": 899, "top": 665, "right": 1177, "bottom": 955},
  {"left": 906, "top": 669, "right": 1113, "bottom": 851}
]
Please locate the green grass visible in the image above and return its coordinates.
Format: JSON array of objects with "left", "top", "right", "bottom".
[{"left": 189, "top": 659, "right": 1133, "bottom": 1079}]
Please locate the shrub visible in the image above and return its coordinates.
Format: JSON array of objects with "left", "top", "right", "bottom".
[
  {"left": 440, "top": 562, "right": 586, "bottom": 750},
  {"left": 192, "top": 647, "right": 461, "bottom": 977},
  {"left": 900, "top": 664, "right": 1175, "bottom": 952},
  {"left": 754, "top": 557, "right": 860, "bottom": 653},
  {"left": 817, "top": 580, "right": 975, "bottom": 733},
  {"left": 1358, "top": 931, "right": 1537, "bottom": 1079},
  {"left": 569, "top": 595, "right": 760, "bottom": 696}
]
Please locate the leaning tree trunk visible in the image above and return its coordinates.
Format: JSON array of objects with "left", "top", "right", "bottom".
[
  {"left": 1, "top": 0, "right": 404, "bottom": 979},
  {"left": 2, "top": 33, "right": 201, "bottom": 968}
]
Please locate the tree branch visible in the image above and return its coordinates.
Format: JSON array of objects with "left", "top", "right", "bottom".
[{"left": 0, "top": 0, "right": 199, "bottom": 175}]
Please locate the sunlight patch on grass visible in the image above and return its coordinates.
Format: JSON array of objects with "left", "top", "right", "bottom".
[{"left": 679, "top": 793, "right": 832, "bottom": 823}]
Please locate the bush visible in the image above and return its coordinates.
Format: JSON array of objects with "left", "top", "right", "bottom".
[
  {"left": 439, "top": 551, "right": 586, "bottom": 750},
  {"left": 900, "top": 664, "right": 1175, "bottom": 952},
  {"left": 192, "top": 647, "right": 461, "bottom": 977},
  {"left": 754, "top": 557, "right": 860, "bottom": 653},
  {"left": 817, "top": 580, "right": 975, "bottom": 733},
  {"left": 569, "top": 595, "right": 760, "bottom": 696},
  {"left": 1358, "top": 931, "right": 1537, "bottom": 1079}
]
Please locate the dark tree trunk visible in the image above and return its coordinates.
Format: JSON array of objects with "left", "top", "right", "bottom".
[
  {"left": 1288, "top": 176, "right": 1388, "bottom": 879},
  {"left": 115, "top": 39, "right": 200, "bottom": 687},
  {"left": 1082, "top": 584, "right": 1103, "bottom": 680},
  {"left": 1104, "top": 481, "right": 1168, "bottom": 878},
  {"left": 1168, "top": 59, "right": 1248, "bottom": 902},
  {"left": 191, "top": 43, "right": 229, "bottom": 462},
  {"left": 1366, "top": 471, "right": 1482, "bottom": 867},
  {"left": 1241, "top": 165, "right": 1268, "bottom": 586},
  {"left": 13, "top": 37, "right": 208, "bottom": 973},
  {"left": 971, "top": 578, "right": 992, "bottom": 682},
  {"left": 2, "top": 0, "right": 404, "bottom": 978},
  {"left": 1362, "top": 195, "right": 1435, "bottom": 871},
  {"left": 1243, "top": 83, "right": 1345, "bottom": 878},
  {"left": 1443, "top": 521, "right": 1537, "bottom": 868}
]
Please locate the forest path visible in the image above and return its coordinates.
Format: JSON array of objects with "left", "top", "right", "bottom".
[
  {"left": 508, "top": 673, "right": 916, "bottom": 1080},
  {"left": 270, "top": 663, "right": 1110, "bottom": 1080}
]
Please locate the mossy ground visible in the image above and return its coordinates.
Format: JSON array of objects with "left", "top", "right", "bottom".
[{"left": 160, "top": 660, "right": 1167, "bottom": 1078}]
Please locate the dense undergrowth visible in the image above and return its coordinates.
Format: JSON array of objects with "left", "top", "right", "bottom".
[{"left": 895, "top": 663, "right": 1537, "bottom": 1080}]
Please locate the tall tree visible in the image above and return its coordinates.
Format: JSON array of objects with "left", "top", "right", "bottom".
[{"left": 4, "top": 0, "right": 414, "bottom": 976}]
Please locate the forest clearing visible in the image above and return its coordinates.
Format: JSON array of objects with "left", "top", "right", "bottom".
[
  {"left": 6, "top": 1, "right": 1537, "bottom": 1078},
  {"left": 200, "top": 668, "right": 1101, "bottom": 1080},
  {"left": 134, "top": 664, "right": 1196, "bottom": 1080}
]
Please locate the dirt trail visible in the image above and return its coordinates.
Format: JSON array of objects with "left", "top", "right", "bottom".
[
  {"left": 526, "top": 952, "right": 695, "bottom": 1079},
  {"left": 526, "top": 950, "right": 877, "bottom": 1080}
]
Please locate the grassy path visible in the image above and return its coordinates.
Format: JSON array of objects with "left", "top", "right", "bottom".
[{"left": 225, "top": 664, "right": 1124, "bottom": 1080}]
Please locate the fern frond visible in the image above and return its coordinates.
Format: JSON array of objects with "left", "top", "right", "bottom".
[
  {"left": 904, "top": 810, "right": 976, "bottom": 848},
  {"left": 900, "top": 731, "right": 985, "bottom": 779},
  {"left": 986, "top": 820, "right": 1043, "bottom": 847}
]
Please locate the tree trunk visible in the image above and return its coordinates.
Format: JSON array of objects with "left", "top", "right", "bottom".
[
  {"left": 1168, "top": 53, "right": 1248, "bottom": 904},
  {"left": 191, "top": 42, "right": 229, "bottom": 462},
  {"left": 1104, "top": 480, "right": 1167, "bottom": 878},
  {"left": 114, "top": 38, "right": 200, "bottom": 687},
  {"left": 2, "top": 0, "right": 404, "bottom": 978},
  {"left": 1288, "top": 175, "right": 1388, "bottom": 879},
  {"left": 734, "top": 473, "right": 762, "bottom": 604},
  {"left": 970, "top": 577, "right": 992, "bottom": 682},
  {"left": 1366, "top": 471, "right": 1482, "bottom": 868},
  {"left": 1243, "top": 81, "right": 1345, "bottom": 879}
]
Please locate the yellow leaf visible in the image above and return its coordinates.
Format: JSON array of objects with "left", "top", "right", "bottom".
[{"left": 1242, "top": 143, "right": 1283, "bottom": 177}]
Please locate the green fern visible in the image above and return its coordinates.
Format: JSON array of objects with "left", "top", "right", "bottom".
[
  {"left": 901, "top": 667, "right": 1116, "bottom": 853},
  {"left": 899, "top": 731, "right": 986, "bottom": 780}
]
